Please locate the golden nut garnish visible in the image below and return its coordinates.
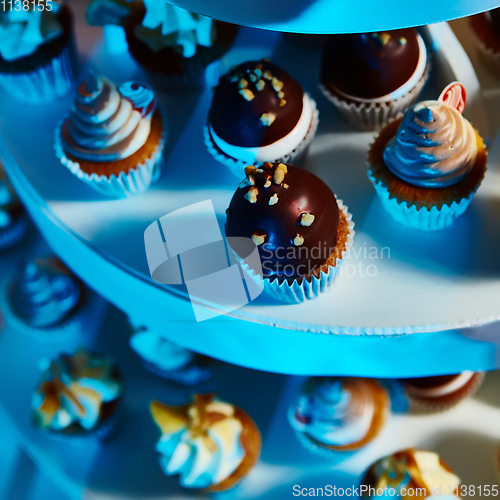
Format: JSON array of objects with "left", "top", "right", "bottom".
[
  {"left": 252, "top": 233, "right": 266, "bottom": 246},
  {"left": 293, "top": 235, "right": 304, "bottom": 246},
  {"left": 274, "top": 163, "right": 288, "bottom": 185},
  {"left": 269, "top": 193, "right": 279, "bottom": 206},
  {"left": 280, "top": 98, "right": 287, "bottom": 107},
  {"left": 256, "top": 80, "right": 265, "bottom": 91},
  {"left": 238, "top": 79, "right": 248, "bottom": 89},
  {"left": 260, "top": 112, "right": 276, "bottom": 126},
  {"left": 271, "top": 77, "right": 284, "bottom": 92},
  {"left": 240, "top": 89, "right": 255, "bottom": 101},
  {"left": 300, "top": 213, "right": 315, "bottom": 226},
  {"left": 245, "top": 165, "right": 258, "bottom": 176},
  {"left": 245, "top": 187, "right": 258, "bottom": 203}
]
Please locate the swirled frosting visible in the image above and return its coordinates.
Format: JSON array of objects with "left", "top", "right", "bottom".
[
  {"left": 151, "top": 394, "right": 246, "bottom": 488},
  {"left": 134, "top": 0, "right": 213, "bottom": 57},
  {"left": 365, "top": 449, "right": 460, "bottom": 498},
  {"left": 61, "top": 74, "right": 157, "bottom": 162},
  {"left": 129, "top": 328, "right": 194, "bottom": 371},
  {"left": 10, "top": 258, "right": 82, "bottom": 328},
  {"left": 383, "top": 101, "right": 478, "bottom": 188},
  {"left": 0, "top": 2, "right": 63, "bottom": 61},
  {"left": 32, "top": 349, "right": 123, "bottom": 431},
  {"left": 288, "top": 378, "right": 375, "bottom": 446}
]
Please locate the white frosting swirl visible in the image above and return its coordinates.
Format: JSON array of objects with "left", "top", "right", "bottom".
[
  {"left": 32, "top": 350, "right": 122, "bottom": 431},
  {"left": 61, "top": 74, "right": 156, "bottom": 162},
  {"left": 0, "top": 2, "right": 62, "bottom": 61},
  {"left": 129, "top": 329, "right": 194, "bottom": 371},
  {"left": 134, "top": 0, "right": 213, "bottom": 57},
  {"left": 289, "top": 378, "right": 375, "bottom": 446},
  {"left": 152, "top": 396, "right": 245, "bottom": 488},
  {"left": 383, "top": 100, "right": 478, "bottom": 188}
]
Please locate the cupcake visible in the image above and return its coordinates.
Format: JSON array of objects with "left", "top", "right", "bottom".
[
  {"left": 1, "top": 257, "right": 85, "bottom": 342},
  {"left": 361, "top": 448, "right": 461, "bottom": 497},
  {"left": 470, "top": 9, "right": 500, "bottom": 75},
  {"left": 0, "top": 165, "right": 28, "bottom": 250},
  {"left": 88, "top": 0, "right": 237, "bottom": 92},
  {"left": 225, "top": 162, "right": 354, "bottom": 302},
  {"left": 55, "top": 73, "right": 165, "bottom": 198},
  {"left": 399, "top": 371, "right": 484, "bottom": 413},
  {"left": 128, "top": 322, "right": 212, "bottom": 385},
  {"left": 367, "top": 82, "right": 487, "bottom": 230},
  {"left": 320, "top": 29, "right": 430, "bottom": 131},
  {"left": 205, "top": 60, "right": 319, "bottom": 175},
  {"left": 32, "top": 349, "right": 123, "bottom": 442},
  {"left": 288, "top": 377, "right": 389, "bottom": 456},
  {"left": 0, "top": 1, "right": 76, "bottom": 104},
  {"left": 150, "top": 393, "right": 261, "bottom": 492}
]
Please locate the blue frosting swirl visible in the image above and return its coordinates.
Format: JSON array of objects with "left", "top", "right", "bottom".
[
  {"left": 11, "top": 259, "right": 82, "bottom": 328},
  {"left": 383, "top": 100, "right": 478, "bottom": 188}
]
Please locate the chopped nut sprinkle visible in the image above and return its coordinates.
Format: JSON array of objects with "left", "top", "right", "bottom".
[
  {"left": 260, "top": 112, "right": 276, "bottom": 126},
  {"left": 380, "top": 32, "right": 391, "bottom": 46},
  {"left": 300, "top": 213, "right": 315, "bottom": 226},
  {"left": 293, "top": 235, "right": 304, "bottom": 246},
  {"left": 245, "top": 187, "right": 258, "bottom": 203},
  {"left": 277, "top": 91, "right": 284, "bottom": 98},
  {"left": 280, "top": 99, "right": 287, "bottom": 107},
  {"left": 272, "top": 77, "right": 283, "bottom": 92},
  {"left": 274, "top": 163, "right": 287, "bottom": 185},
  {"left": 245, "top": 165, "right": 258, "bottom": 175},
  {"left": 264, "top": 179, "right": 272, "bottom": 188},
  {"left": 254, "top": 68, "right": 262, "bottom": 79},
  {"left": 240, "top": 89, "right": 255, "bottom": 101},
  {"left": 256, "top": 80, "right": 265, "bottom": 91},
  {"left": 230, "top": 74, "right": 238, "bottom": 82},
  {"left": 248, "top": 175, "right": 256, "bottom": 186},
  {"left": 250, "top": 74, "right": 257, "bottom": 83},
  {"left": 269, "top": 193, "right": 279, "bottom": 205},
  {"left": 263, "top": 70, "right": 272, "bottom": 80},
  {"left": 398, "top": 36, "right": 407, "bottom": 45},
  {"left": 263, "top": 163, "right": 274, "bottom": 170},
  {"left": 283, "top": 183, "right": 289, "bottom": 189},
  {"left": 238, "top": 79, "right": 248, "bottom": 89},
  {"left": 252, "top": 233, "right": 266, "bottom": 246}
]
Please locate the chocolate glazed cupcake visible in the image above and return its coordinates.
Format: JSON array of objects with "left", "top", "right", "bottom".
[
  {"left": 470, "top": 9, "right": 500, "bottom": 76},
  {"left": 225, "top": 162, "right": 354, "bottom": 302},
  {"left": 125, "top": 1, "right": 237, "bottom": 92},
  {"left": 206, "top": 60, "right": 319, "bottom": 174},
  {"left": 320, "top": 29, "right": 430, "bottom": 130},
  {"left": 400, "top": 372, "right": 484, "bottom": 413}
]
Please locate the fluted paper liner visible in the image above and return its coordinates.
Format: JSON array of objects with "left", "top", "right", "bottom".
[
  {"left": 54, "top": 110, "right": 166, "bottom": 198},
  {"left": 205, "top": 95, "right": 319, "bottom": 176},
  {"left": 0, "top": 44, "right": 76, "bottom": 105},
  {"left": 319, "top": 63, "right": 430, "bottom": 132}
]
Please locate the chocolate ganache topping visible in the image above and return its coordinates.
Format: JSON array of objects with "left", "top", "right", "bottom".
[
  {"left": 321, "top": 29, "right": 424, "bottom": 101},
  {"left": 225, "top": 163, "right": 339, "bottom": 281},
  {"left": 209, "top": 60, "right": 304, "bottom": 148},
  {"left": 61, "top": 74, "right": 157, "bottom": 162}
]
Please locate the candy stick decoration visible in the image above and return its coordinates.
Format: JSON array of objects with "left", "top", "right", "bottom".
[
  {"left": 119, "top": 81, "right": 157, "bottom": 118},
  {"left": 438, "top": 82, "right": 467, "bottom": 114}
]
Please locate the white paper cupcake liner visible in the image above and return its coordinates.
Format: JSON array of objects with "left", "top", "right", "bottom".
[
  {"left": 204, "top": 94, "right": 319, "bottom": 177},
  {"left": 368, "top": 168, "right": 478, "bottom": 231},
  {"left": 140, "top": 358, "right": 212, "bottom": 386},
  {"left": 0, "top": 215, "right": 28, "bottom": 250},
  {"left": 0, "top": 276, "right": 87, "bottom": 344},
  {"left": 44, "top": 405, "right": 121, "bottom": 446},
  {"left": 54, "top": 110, "right": 166, "bottom": 198},
  {"left": 237, "top": 198, "right": 354, "bottom": 304},
  {"left": 0, "top": 44, "right": 76, "bottom": 105},
  {"left": 319, "top": 63, "right": 430, "bottom": 131}
]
